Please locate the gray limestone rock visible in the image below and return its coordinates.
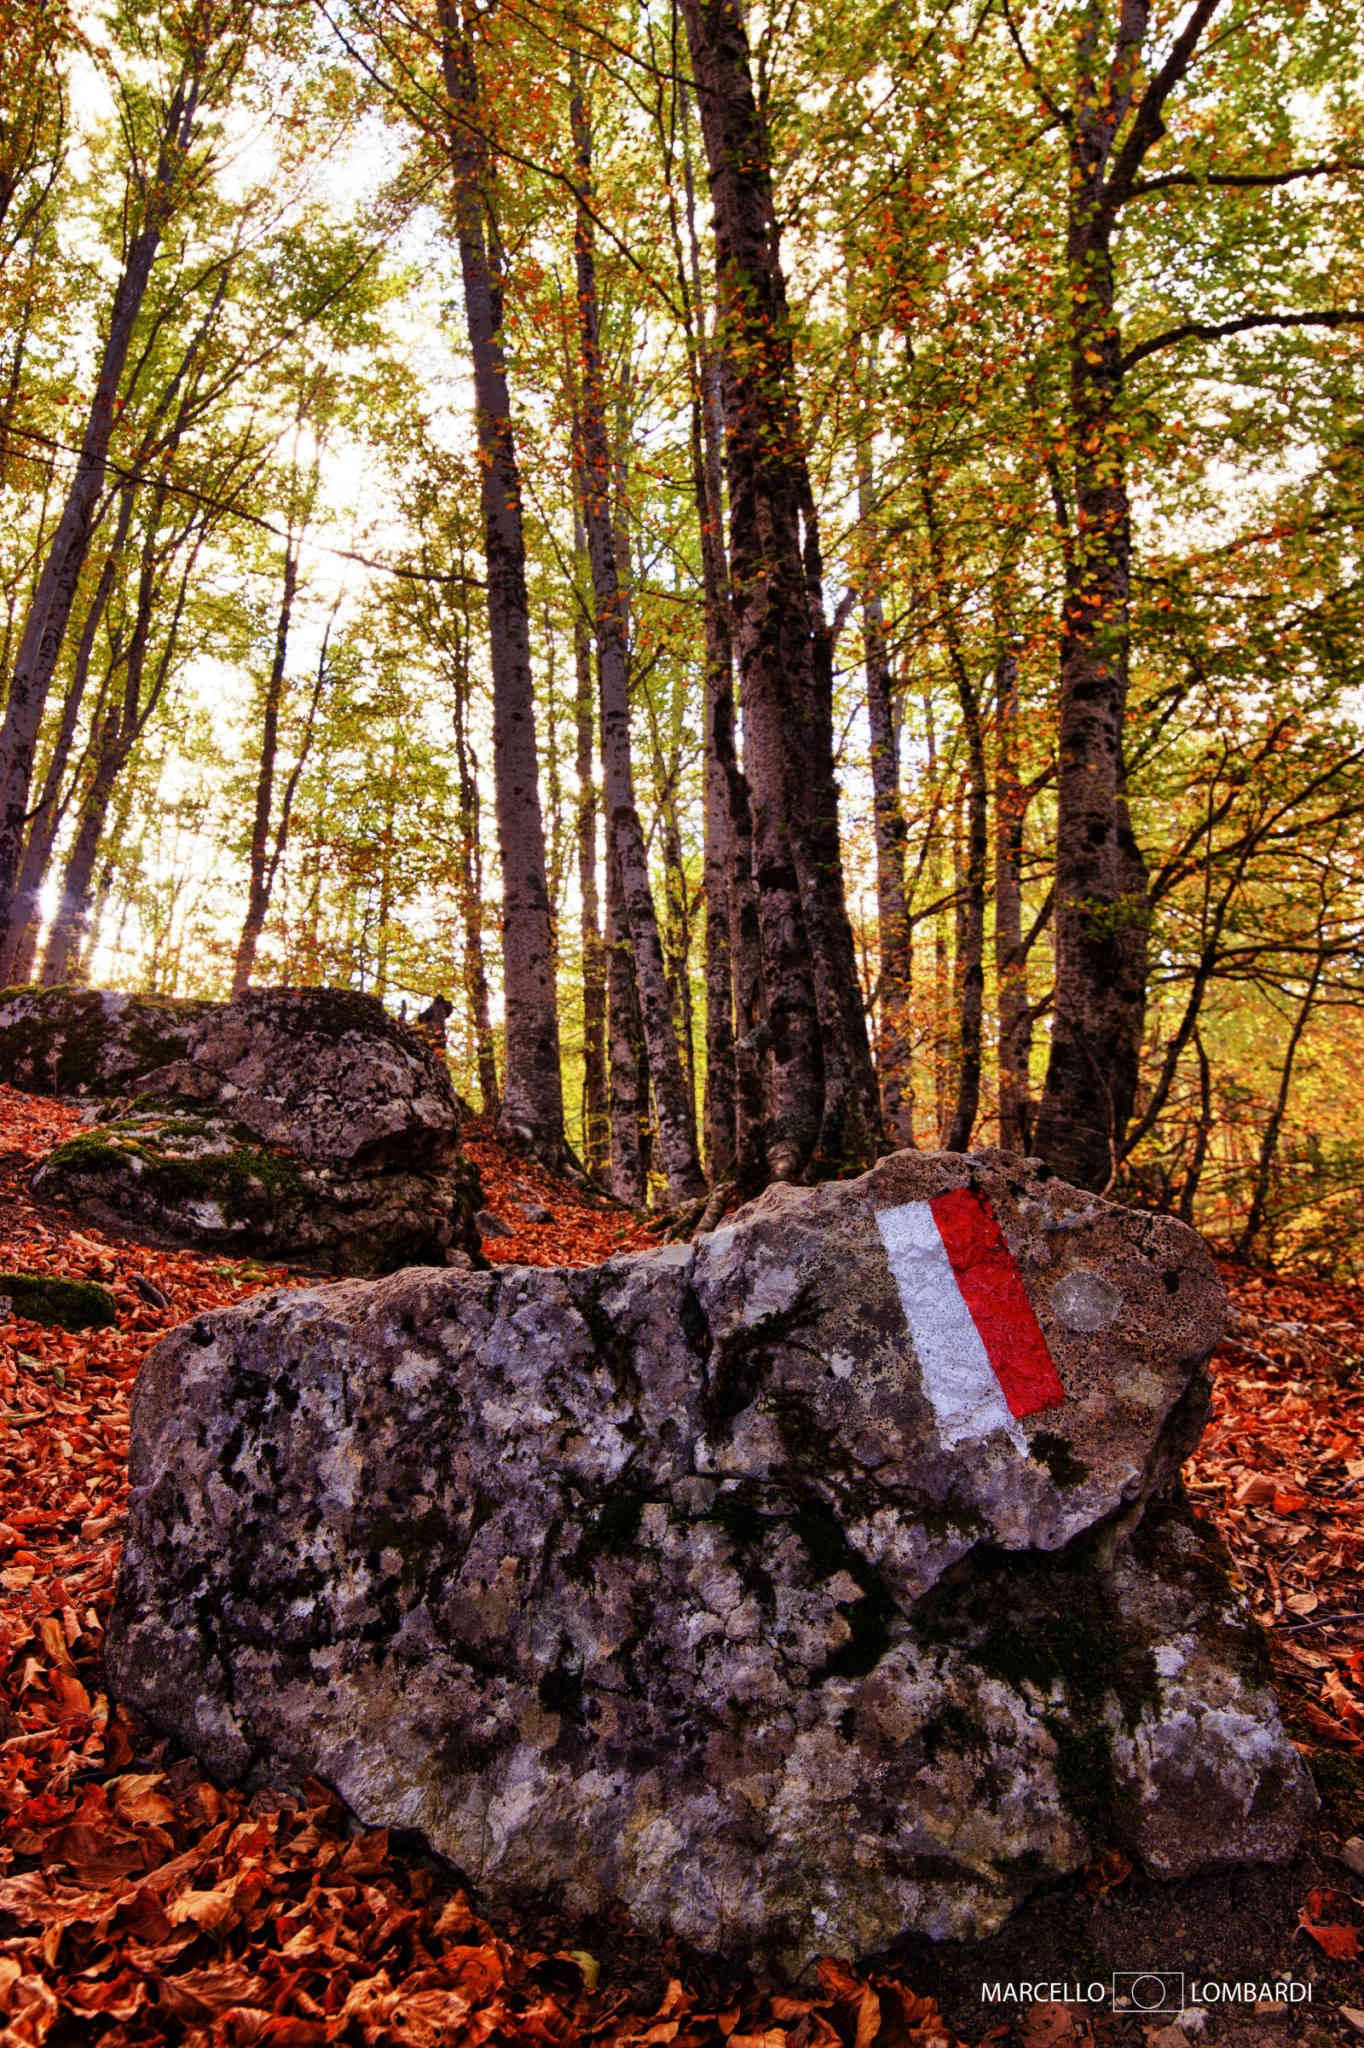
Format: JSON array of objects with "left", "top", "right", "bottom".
[
  {"left": 106, "top": 1149, "right": 1314, "bottom": 1964},
  {"left": 0, "top": 984, "right": 208, "bottom": 1096},
  {"left": 136, "top": 986, "right": 460, "bottom": 1173},
  {"left": 30, "top": 987, "right": 482, "bottom": 1276}
]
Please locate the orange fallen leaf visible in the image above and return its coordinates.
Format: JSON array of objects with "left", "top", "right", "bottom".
[{"left": 1298, "top": 1890, "right": 1361, "bottom": 1959}]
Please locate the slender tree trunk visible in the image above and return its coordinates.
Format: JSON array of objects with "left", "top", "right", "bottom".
[
  {"left": 572, "top": 81, "right": 703, "bottom": 1203},
  {"left": 40, "top": 735, "right": 127, "bottom": 985},
  {"left": 679, "top": 0, "right": 880, "bottom": 1181},
  {"left": 232, "top": 542, "right": 297, "bottom": 995},
  {"left": 0, "top": 485, "right": 134, "bottom": 982},
  {"left": 857, "top": 422, "right": 914, "bottom": 1146},
  {"left": 451, "top": 611, "right": 499, "bottom": 1115},
  {"left": 74, "top": 752, "right": 141, "bottom": 988},
  {"left": 0, "top": 51, "right": 206, "bottom": 958},
  {"left": 42, "top": 472, "right": 200, "bottom": 981},
  {"left": 994, "top": 638, "right": 1033, "bottom": 1154},
  {"left": 1177, "top": 1032, "right": 1212, "bottom": 1225},
  {"left": 439, "top": 3, "right": 564, "bottom": 1162},
  {"left": 697, "top": 384, "right": 739, "bottom": 1184},
  {"left": 605, "top": 843, "right": 647, "bottom": 1206},
  {"left": 571, "top": 510, "right": 608, "bottom": 1173},
  {"left": 372, "top": 736, "right": 400, "bottom": 1000},
  {"left": 921, "top": 692, "right": 950, "bottom": 1141},
  {"left": 919, "top": 481, "right": 986, "bottom": 1154},
  {"left": 1236, "top": 933, "right": 1326, "bottom": 1256}
]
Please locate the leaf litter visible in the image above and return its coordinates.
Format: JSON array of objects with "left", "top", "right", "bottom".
[{"left": 0, "top": 1082, "right": 1362, "bottom": 2043}]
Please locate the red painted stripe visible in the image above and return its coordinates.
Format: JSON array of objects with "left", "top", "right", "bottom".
[{"left": 928, "top": 1188, "right": 1064, "bottom": 1419}]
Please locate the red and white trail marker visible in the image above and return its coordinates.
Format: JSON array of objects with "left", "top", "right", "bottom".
[{"left": 875, "top": 1188, "right": 1065, "bottom": 1452}]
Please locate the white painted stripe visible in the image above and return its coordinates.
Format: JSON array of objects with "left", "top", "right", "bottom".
[{"left": 875, "top": 1201, "right": 1026, "bottom": 1453}]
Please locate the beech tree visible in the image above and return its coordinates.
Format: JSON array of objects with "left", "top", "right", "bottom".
[
  {"left": 435, "top": 1, "right": 566, "bottom": 1164},
  {"left": 680, "top": 0, "right": 882, "bottom": 1182},
  {"left": 570, "top": 74, "right": 704, "bottom": 1204}
]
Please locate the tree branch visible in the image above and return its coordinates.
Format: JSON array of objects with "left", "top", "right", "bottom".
[
  {"left": 998, "top": 0, "right": 1068, "bottom": 126},
  {"left": 1123, "top": 305, "right": 1364, "bottom": 371},
  {"left": 1130, "top": 158, "right": 1364, "bottom": 198},
  {"left": 1099, "top": 0, "right": 1223, "bottom": 221}
]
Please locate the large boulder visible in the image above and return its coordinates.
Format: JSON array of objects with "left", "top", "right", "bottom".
[
  {"left": 106, "top": 1150, "right": 1314, "bottom": 1964},
  {"left": 0, "top": 984, "right": 208, "bottom": 1096},
  {"left": 32, "top": 987, "right": 482, "bottom": 1276}
]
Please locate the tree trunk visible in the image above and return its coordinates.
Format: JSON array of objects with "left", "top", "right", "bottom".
[
  {"left": 919, "top": 480, "right": 985, "bottom": 1154},
  {"left": 680, "top": 82, "right": 745, "bottom": 1185},
  {"left": 42, "top": 464, "right": 200, "bottom": 982},
  {"left": 231, "top": 542, "right": 298, "bottom": 996},
  {"left": 1236, "top": 930, "right": 1326, "bottom": 1257},
  {"left": 605, "top": 843, "right": 648, "bottom": 1206},
  {"left": 40, "top": 734, "right": 127, "bottom": 985},
  {"left": 1177, "top": 1033, "right": 1212, "bottom": 1225},
  {"left": 571, "top": 80, "right": 703, "bottom": 1204},
  {"left": 0, "top": 481, "right": 136, "bottom": 984},
  {"left": 994, "top": 638, "right": 1034, "bottom": 1155},
  {"left": 452, "top": 607, "right": 500, "bottom": 1116},
  {"left": 0, "top": 48, "right": 207, "bottom": 959},
  {"left": 679, "top": 0, "right": 880, "bottom": 1181},
  {"left": 572, "top": 510, "right": 607, "bottom": 1172},
  {"left": 857, "top": 423, "right": 914, "bottom": 1146},
  {"left": 697, "top": 384, "right": 739, "bottom": 1185},
  {"left": 1032, "top": 3, "right": 1158, "bottom": 1189},
  {"left": 438, "top": 2, "right": 564, "bottom": 1163}
]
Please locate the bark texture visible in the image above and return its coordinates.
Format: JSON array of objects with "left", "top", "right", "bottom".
[
  {"left": 452, "top": 614, "right": 500, "bottom": 1117},
  {"left": 858, "top": 424, "right": 914, "bottom": 1146},
  {"left": 572, "top": 517, "right": 608, "bottom": 1177},
  {"left": 0, "top": 487, "right": 133, "bottom": 984},
  {"left": 679, "top": 0, "right": 880, "bottom": 1181},
  {"left": 604, "top": 845, "right": 648, "bottom": 1207},
  {"left": 1031, "top": 1, "right": 1225, "bottom": 1186},
  {"left": 231, "top": 545, "right": 298, "bottom": 996},
  {"left": 440, "top": 4, "right": 564, "bottom": 1163},
  {"left": 994, "top": 640, "right": 1034, "bottom": 1155},
  {"left": 572, "top": 84, "right": 703, "bottom": 1204}
]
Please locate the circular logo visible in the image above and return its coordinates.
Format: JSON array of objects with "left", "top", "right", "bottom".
[{"left": 1129, "top": 1977, "right": 1173, "bottom": 2013}]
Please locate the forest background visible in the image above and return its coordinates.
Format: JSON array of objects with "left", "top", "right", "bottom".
[{"left": 1, "top": 0, "right": 1362, "bottom": 1270}]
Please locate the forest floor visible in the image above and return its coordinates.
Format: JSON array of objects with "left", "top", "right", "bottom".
[{"left": 0, "top": 1082, "right": 1360, "bottom": 2048}]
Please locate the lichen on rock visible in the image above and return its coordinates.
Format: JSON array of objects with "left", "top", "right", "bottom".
[{"left": 106, "top": 1149, "right": 1315, "bottom": 1964}]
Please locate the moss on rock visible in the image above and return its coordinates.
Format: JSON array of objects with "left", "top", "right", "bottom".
[
  {"left": 0, "top": 1271, "right": 117, "bottom": 1331},
  {"left": 0, "top": 985, "right": 204, "bottom": 1096}
]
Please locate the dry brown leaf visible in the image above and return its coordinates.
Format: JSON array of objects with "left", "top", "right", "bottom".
[
  {"left": 1019, "top": 2003, "right": 1080, "bottom": 2048},
  {"left": 166, "top": 1883, "right": 240, "bottom": 1931}
]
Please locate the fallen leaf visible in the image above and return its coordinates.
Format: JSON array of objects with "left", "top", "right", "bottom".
[
  {"left": 1233, "top": 1473, "right": 1278, "bottom": 1506},
  {"left": 1299, "top": 1890, "right": 1361, "bottom": 1959},
  {"left": 1020, "top": 2003, "right": 1079, "bottom": 2048}
]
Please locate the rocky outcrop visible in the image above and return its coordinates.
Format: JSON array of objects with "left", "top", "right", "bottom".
[
  {"left": 32, "top": 988, "right": 482, "bottom": 1276},
  {"left": 0, "top": 985, "right": 207, "bottom": 1096},
  {"left": 107, "top": 1149, "right": 1314, "bottom": 1963}
]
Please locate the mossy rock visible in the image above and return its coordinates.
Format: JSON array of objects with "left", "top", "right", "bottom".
[
  {"left": 0, "top": 985, "right": 206, "bottom": 1097},
  {"left": 33, "top": 1110, "right": 477, "bottom": 1278},
  {"left": 38, "top": 1115, "right": 307, "bottom": 1232},
  {"left": 0, "top": 1271, "right": 117, "bottom": 1331}
]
